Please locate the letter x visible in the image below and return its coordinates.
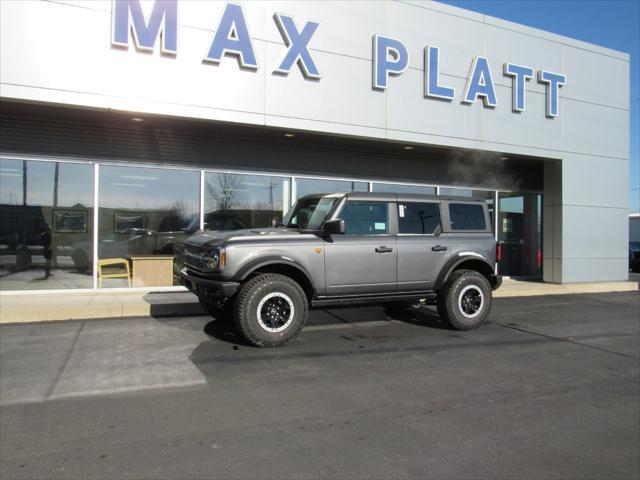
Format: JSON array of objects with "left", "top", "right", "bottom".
[{"left": 273, "top": 13, "right": 321, "bottom": 79}]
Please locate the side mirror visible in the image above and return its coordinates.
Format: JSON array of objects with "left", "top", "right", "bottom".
[{"left": 323, "top": 219, "right": 345, "bottom": 235}]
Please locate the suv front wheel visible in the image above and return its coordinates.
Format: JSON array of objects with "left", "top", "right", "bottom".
[
  {"left": 437, "top": 270, "right": 492, "bottom": 330},
  {"left": 234, "top": 273, "right": 308, "bottom": 347}
]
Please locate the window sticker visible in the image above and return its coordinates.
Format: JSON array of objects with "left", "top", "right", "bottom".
[
  {"left": 399, "top": 205, "right": 405, "bottom": 218},
  {"left": 375, "top": 222, "right": 386, "bottom": 230}
]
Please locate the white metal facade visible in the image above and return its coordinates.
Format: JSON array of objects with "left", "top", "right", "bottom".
[{"left": 0, "top": 0, "right": 631, "bottom": 283}]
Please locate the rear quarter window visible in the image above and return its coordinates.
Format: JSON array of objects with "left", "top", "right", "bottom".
[{"left": 449, "top": 203, "right": 486, "bottom": 230}]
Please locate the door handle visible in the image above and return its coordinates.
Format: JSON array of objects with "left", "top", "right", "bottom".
[
  {"left": 375, "top": 246, "right": 393, "bottom": 253},
  {"left": 432, "top": 245, "right": 448, "bottom": 252}
]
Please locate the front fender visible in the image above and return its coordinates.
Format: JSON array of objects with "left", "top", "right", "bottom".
[{"left": 233, "top": 255, "right": 317, "bottom": 292}]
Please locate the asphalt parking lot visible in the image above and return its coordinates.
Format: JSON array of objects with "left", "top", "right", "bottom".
[{"left": 1, "top": 291, "right": 639, "bottom": 480}]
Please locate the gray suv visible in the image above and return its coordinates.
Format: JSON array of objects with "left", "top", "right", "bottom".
[{"left": 180, "top": 192, "right": 501, "bottom": 347}]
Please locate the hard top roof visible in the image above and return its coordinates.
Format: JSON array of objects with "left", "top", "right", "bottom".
[{"left": 298, "top": 191, "right": 489, "bottom": 203}]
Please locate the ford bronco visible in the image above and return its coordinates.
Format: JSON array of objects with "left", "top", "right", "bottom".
[{"left": 180, "top": 192, "right": 501, "bottom": 347}]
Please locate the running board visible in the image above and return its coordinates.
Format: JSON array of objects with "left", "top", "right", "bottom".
[{"left": 311, "top": 292, "right": 437, "bottom": 308}]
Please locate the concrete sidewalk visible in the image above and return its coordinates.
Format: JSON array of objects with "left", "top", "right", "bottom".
[{"left": 0, "top": 279, "right": 637, "bottom": 324}]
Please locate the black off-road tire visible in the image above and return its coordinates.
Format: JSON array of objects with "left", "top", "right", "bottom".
[
  {"left": 234, "top": 274, "right": 308, "bottom": 348},
  {"left": 437, "top": 270, "right": 492, "bottom": 330},
  {"left": 198, "top": 295, "right": 233, "bottom": 324}
]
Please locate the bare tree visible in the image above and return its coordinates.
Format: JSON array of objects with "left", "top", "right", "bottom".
[
  {"left": 167, "top": 198, "right": 188, "bottom": 218},
  {"left": 205, "top": 174, "right": 244, "bottom": 211}
]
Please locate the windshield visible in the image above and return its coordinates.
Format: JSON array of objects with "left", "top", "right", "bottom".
[{"left": 284, "top": 197, "right": 339, "bottom": 230}]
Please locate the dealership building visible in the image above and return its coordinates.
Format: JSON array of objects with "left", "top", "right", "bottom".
[{"left": 0, "top": 0, "right": 630, "bottom": 293}]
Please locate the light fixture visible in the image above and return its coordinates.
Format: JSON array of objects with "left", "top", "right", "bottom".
[
  {"left": 403, "top": 146, "right": 414, "bottom": 150},
  {"left": 500, "top": 156, "right": 508, "bottom": 160},
  {"left": 284, "top": 133, "right": 295, "bottom": 138},
  {"left": 131, "top": 117, "right": 144, "bottom": 122}
]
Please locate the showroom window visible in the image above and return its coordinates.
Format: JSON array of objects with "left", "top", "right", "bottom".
[
  {"left": 0, "top": 158, "right": 94, "bottom": 290},
  {"left": 204, "top": 172, "right": 290, "bottom": 230},
  {"left": 0, "top": 154, "right": 544, "bottom": 290},
  {"left": 295, "top": 178, "right": 368, "bottom": 198},
  {"left": 98, "top": 165, "right": 199, "bottom": 288},
  {"left": 439, "top": 187, "right": 475, "bottom": 197},
  {"left": 372, "top": 183, "right": 436, "bottom": 195}
]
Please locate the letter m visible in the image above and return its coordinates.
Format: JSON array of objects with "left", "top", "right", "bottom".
[{"left": 112, "top": 0, "right": 177, "bottom": 54}]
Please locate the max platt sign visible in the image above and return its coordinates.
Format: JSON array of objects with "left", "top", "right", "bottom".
[{"left": 111, "top": 0, "right": 567, "bottom": 118}]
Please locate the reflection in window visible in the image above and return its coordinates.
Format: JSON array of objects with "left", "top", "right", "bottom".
[
  {"left": 113, "top": 212, "right": 146, "bottom": 233},
  {"left": 339, "top": 201, "right": 389, "bottom": 235},
  {"left": 0, "top": 159, "right": 94, "bottom": 290},
  {"left": 53, "top": 210, "right": 87, "bottom": 233},
  {"left": 398, "top": 202, "right": 440, "bottom": 234},
  {"left": 204, "top": 173, "right": 290, "bottom": 230},
  {"left": 296, "top": 178, "right": 368, "bottom": 199},
  {"left": 439, "top": 187, "right": 474, "bottom": 197},
  {"left": 372, "top": 183, "right": 436, "bottom": 195},
  {"left": 98, "top": 165, "right": 199, "bottom": 288},
  {"left": 285, "top": 196, "right": 338, "bottom": 230}
]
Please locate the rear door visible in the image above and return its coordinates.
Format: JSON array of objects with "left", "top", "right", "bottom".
[
  {"left": 324, "top": 200, "right": 397, "bottom": 295},
  {"left": 396, "top": 201, "right": 448, "bottom": 290}
]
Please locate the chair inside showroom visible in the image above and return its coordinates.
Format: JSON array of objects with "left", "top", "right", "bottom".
[{"left": 97, "top": 258, "right": 131, "bottom": 288}]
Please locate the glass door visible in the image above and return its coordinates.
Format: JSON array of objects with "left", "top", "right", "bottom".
[{"left": 498, "top": 193, "right": 542, "bottom": 277}]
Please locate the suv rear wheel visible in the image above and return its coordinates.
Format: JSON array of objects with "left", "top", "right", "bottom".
[
  {"left": 437, "top": 270, "right": 492, "bottom": 330},
  {"left": 234, "top": 273, "right": 308, "bottom": 347}
]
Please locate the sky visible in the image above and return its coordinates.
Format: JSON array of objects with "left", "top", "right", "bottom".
[{"left": 439, "top": 0, "right": 640, "bottom": 214}]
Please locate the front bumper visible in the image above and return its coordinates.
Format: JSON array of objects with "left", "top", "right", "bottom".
[{"left": 179, "top": 268, "right": 240, "bottom": 299}]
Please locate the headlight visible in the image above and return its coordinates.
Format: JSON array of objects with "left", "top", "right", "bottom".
[
  {"left": 207, "top": 248, "right": 226, "bottom": 271},
  {"left": 206, "top": 253, "right": 219, "bottom": 270}
]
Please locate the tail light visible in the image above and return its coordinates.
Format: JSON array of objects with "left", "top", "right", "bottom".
[{"left": 496, "top": 242, "right": 502, "bottom": 263}]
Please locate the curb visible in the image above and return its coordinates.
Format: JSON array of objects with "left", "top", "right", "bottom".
[
  {"left": 1, "top": 282, "right": 637, "bottom": 324},
  {"left": 494, "top": 281, "right": 638, "bottom": 298}
]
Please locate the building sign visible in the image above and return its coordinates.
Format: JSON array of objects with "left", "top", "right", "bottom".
[{"left": 111, "top": 0, "right": 567, "bottom": 117}]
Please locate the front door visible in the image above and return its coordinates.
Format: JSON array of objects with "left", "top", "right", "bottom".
[{"left": 324, "top": 200, "right": 397, "bottom": 296}]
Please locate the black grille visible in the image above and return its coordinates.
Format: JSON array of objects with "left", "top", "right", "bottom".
[{"left": 184, "top": 244, "right": 212, "bottom": 271}]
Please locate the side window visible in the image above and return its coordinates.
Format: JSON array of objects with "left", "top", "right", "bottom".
[
  {"left": 449, "top": 203, "right": 486, "bottom": 230},
  {"left": 339, "top": 201, "right": 389, "bottom": 235},
  {"left": 398, "top": 202, "right": 440, "bottom": 234}
]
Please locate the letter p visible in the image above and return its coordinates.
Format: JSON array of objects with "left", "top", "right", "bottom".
[{"left": 372, "top": 35, "right": 409, "bottom": 90}]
